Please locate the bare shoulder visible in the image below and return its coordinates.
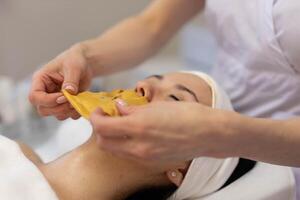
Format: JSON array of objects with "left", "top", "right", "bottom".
[{"left": 17, "top": 141, "right": 44, "bottom": 165}]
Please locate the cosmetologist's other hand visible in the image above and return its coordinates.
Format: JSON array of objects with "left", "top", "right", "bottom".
[
  {"left": 29, "top": 44, "right": 94, "bottom": 120},
  {"left": 90, "top": 101, "right": 235, "bottom": 164}
]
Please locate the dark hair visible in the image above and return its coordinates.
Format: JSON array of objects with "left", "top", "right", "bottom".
[{"left": 124, "top": 184, "right": 177, "bottom": 200}]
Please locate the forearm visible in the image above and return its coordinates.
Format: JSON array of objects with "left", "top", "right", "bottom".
[
  {"left": 80, "top": 0, "right": 204, "bottom": 76},
  {"left": 227, "top": 113, "right": 300, "bottom": 167},
  {"left": 81, "top": 16, "right": 165, "bottom": 76}
]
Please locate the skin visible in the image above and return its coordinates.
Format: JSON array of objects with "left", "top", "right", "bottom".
[
  {"left": 29, "top": 0, "right": 300, "bottom": 166},
  {"left": 25, "top": 72, "right": 213, "bottom": 200},
  {"left": 20, "top": 134, "right": 176, "bottom": 200},
  {"left": 38, "top": 134, "right": 175, "bottom": 200}
]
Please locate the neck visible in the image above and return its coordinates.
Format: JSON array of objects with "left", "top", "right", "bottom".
[{"left": 38, "top": 135, "right": 161, "bottom": 200}]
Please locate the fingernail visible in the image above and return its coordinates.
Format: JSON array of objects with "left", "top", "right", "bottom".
[
  {"left": 63, "top": 85, "right": 76, "bottom": 93},
  {"left": 115, "top": 99, "right": 127, "bottom": 107},
  {"left": 56, "top": 96, "right": 67, "bottom": 104}
]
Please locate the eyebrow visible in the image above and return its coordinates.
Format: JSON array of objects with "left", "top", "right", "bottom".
[
  {"left": 176, "top": 84, "right": 199, "bottom": 102},
  {"left": 146, "top": 74, "right": 164, "bottom": 80}
]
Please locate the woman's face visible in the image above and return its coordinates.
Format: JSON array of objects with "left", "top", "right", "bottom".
[
  {"left": 131, "top": 72, "right": 213, "bottom": 186},
  {"left": 85, "top": 72, "right": 214, "bottom": 194},
  {"left": 135, "top": 72, "right": 212, "bottom": 106}
]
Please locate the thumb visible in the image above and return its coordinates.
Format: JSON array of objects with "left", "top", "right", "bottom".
[
  {"left": 62, "top": 65, "right": 81, "bottom": 94},
  {"left": 115, "top": 99, "right": 138, "bottom": 116}
]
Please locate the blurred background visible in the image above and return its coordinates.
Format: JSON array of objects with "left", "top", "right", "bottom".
[{"left": 0, "top": 0, "right": 216, "bottom": 161}]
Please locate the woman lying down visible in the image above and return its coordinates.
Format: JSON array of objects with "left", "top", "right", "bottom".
[{"left": 0, "top": 71, "right": 295, "bottom": 200}]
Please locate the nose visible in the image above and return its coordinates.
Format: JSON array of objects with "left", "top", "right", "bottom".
[{"left": 135, "top": 81, "right": 152, "bottom": 101}]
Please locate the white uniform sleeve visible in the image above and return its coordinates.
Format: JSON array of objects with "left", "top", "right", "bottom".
[{"left": 273, "top": 0, "right": 300, "bottom": 73}]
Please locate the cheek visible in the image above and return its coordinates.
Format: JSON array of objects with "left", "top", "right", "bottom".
[
  {"left": 148, "top": 89, "right": 169, "bottom": 102},
  {"left": 150, "top": 95, "right": 167, "bottom": 102}
]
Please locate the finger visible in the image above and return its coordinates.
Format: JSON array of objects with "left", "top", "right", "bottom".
[
  {"left": 62, "top": 65, "right": 82, "bottom": 94},
  {"left": 115, "top": 99, "right": 140, "bottom": 116},
  {"left": 70, "top": 110, "right": 81, "bottom": 120},
  {"left": 96, "top": 135, "right": 137, "bottom": 158},
  {"left": 29, "top": 73, "right": 63, "bottom": 107},
  {"left": 30, "top": 69, "right": 64, "bottom": 93},
  {"left": 91, "top": 107, "right": 108, "bottom": 117},
  {"left": 42, "top": 71, "right": 64, "bottom": 93},
  {"left": 56, "top": 95, "right": 68, "bottom": 104},
  {"left": 29, "top": 91, "right": 63, "bottom": 107},
  {"left": 54, "top": 108, "right": 80, "bottom": 120},
  {"left": 30, "top": 71, "right": 48, "bottom": 93},
  {"left": 90, "top": 109, "right": 135, "bottom": 138},
  {"left": 96, "top": 135, "right": 154, "bottom": 162},
  {"left": 55, "top": 114, "right": 69, "bottom": 121},
  {"left": 37, "top": 103, "right": 74, "bottom": 116}
]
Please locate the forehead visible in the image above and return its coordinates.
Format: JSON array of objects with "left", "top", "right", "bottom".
[{"left": 164, "top": 72, "right": 212, "bottom": 106}]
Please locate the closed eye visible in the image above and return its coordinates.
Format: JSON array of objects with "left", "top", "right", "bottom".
[{"left": 169, "top": 94, "right": 180, "bottom": 101}]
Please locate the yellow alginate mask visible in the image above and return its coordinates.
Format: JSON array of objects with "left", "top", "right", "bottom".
[{"left": 62, "top": 89, "right": 148, "bottom": 119}]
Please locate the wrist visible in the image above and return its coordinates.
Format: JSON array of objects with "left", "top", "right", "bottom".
[
  {"left": 197, "top": 107, "right": 241, "bottom": 158},
  {"left": 223, "top": 113, "right": 270, "bottom": 159},
  {"left": 77, "top": 40, "right": 101, "bottom": 78},
  {"left": 212, "top": 110, "right": 245, "bottom": 158}
]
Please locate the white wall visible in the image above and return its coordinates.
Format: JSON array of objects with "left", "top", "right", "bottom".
[{"left": 0, "top": 0, "right": 179, "bottom": 80}]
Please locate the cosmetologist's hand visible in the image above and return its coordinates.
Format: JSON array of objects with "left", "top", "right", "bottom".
[
  {"left": 29, "top": 44, "right": 94, "bottom": 120},
  {"left": 90, "top": 101, "right": 234, "bottom": 164}
]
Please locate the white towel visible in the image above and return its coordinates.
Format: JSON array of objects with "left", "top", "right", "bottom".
[
  {"left": 202, "top": 162, "right": 296, "bottom": 200},
  {"left": 168, "top": 71, "right": 239, "bottom": 200},
  {"left": 0, "top": 135, "right": 58, "bottom": 200}
]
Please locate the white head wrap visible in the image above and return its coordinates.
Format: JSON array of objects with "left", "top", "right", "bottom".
[{"left": 168, "top": 71, "right": 239, "bottom": 200}]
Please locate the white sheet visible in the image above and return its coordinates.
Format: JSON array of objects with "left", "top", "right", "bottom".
[{"left": 0, "top": 135, "right": 58, "bottom": 200}]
